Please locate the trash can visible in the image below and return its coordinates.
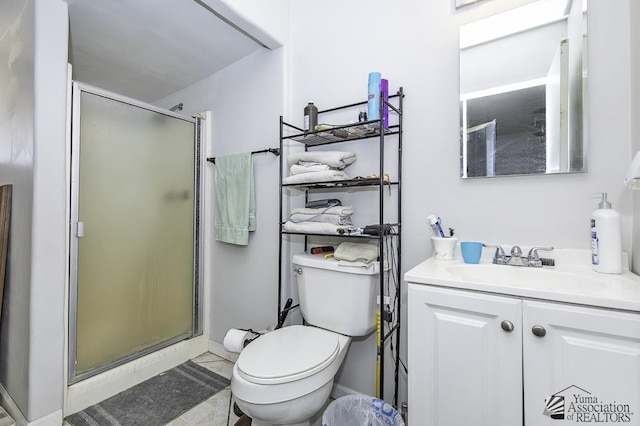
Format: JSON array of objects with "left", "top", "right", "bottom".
[{"left": 322, "top": 395, "right": 405, "bottom": 426}]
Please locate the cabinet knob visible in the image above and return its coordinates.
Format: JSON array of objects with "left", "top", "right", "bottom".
[
  {"left": 501, "top": 320, "right": 515, "bottom": 332},
  {"left": 532, "top": 325, "right": 547, "bottom": 337}
]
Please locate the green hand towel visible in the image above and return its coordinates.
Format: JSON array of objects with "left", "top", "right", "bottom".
[{"left": 214, "top": 153, "right": 255, "bottom": 245}]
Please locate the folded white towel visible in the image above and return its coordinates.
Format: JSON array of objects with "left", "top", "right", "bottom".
[
  {"left": 290, "top": 164, "right": 330, "bottom": 175},
  {"left": 287, "top": 151, "right": 356, "bottom": 169},
  {"left": 334, "top": 242, "right": 379, "bottom": 266},
  {"left": 336, "top": 260, "right": 374, "bottom": 268},
  {"left": 283, "top": 170, "right": 349, "bottom": 184},
  {"left": 289, "top": 213, "right": 352, "bottom": 225},
  {"left": 282, "top": 221, "right": 352, "bottom": 235},
  {"left": 290, "top": 206, "right": 355, "bottom": 216}
]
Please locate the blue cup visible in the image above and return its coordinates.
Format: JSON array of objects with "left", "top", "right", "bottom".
[{"left": 461, "top": 242, "right": 483, "bottom": 264}]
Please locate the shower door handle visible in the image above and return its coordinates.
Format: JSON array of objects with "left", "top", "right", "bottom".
[{"left": 76, "top": 221, "right": 85, "bottom": 238}]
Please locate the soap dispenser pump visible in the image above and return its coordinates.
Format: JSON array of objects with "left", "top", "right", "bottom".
[{"left": 590, "top": 193, "right": 622, "bottom": 274}]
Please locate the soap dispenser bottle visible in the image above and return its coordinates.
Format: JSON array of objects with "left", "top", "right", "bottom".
[
  {"left": 303, "top": 102, "right": 318, "bottom": 133},
  {"left": 590, "top": 193, "right": 622, "bottom": 274}
]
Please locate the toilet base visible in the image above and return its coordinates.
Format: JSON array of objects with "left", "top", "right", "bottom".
[
  {"left": 251, "top": 420, "right": 310, "bottom": 426},
  {"left": 234, "top": 380, "right": 331, "bottom": 426},
  {"left": 249, "top": 411, "right": 323, "bottom": 426}
]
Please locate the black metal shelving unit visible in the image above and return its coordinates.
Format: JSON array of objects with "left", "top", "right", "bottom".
[{"left": 277, "top": 88, "right": 404, "bottom": 406}]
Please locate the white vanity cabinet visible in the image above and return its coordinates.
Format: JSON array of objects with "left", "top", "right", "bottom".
[
  {"left": 523, "top": 300, "right": 640, "bottom": 425},
  {"left": 408, "top": 283, "right": 640, "bottom": 426},
  {"left": 408, "top": 285, "right": 523, "bottom": 426}
]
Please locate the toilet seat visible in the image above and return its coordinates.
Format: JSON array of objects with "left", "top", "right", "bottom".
[{"left": 237, "top": 325, "right": 340, "bottom": 385}]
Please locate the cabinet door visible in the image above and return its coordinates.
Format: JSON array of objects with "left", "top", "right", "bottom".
[
  {"left": 408, "top": 285, "right": 523, "bottom": 426},
  {"left": 523, "top": 300, "right": 640, "bottom": 425}
]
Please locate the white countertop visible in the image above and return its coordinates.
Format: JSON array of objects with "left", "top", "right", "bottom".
[{"left": 404, "top": 248, "right": 640, "bottom": 312}]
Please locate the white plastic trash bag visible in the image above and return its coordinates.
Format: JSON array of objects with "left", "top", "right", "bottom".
[{"left": 322, "top": 395, "right": 405, "bottom": 426}]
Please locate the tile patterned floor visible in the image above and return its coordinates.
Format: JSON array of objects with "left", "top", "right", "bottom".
[{"left": 63, "top": 352, "right": 239, "bottom": 426}]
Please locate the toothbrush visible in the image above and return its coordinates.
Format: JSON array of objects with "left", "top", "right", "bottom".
[{"left": 427, "top": 215, "right": 445, "bottom": 237}]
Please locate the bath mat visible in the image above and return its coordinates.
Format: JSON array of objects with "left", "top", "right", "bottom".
[{"left": 65, "top": 360, "right": 230, "bottom": 426}]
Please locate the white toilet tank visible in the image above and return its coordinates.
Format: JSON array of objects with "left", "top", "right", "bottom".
[{"left": 292, "top": 253, "right": 380, "bottom": 336}]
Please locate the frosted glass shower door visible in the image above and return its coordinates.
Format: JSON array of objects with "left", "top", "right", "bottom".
[{"left": 70, "top": 84, "right": 201, "bottom": 381}]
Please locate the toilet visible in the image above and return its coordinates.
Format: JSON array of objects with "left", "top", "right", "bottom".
[{"left": 231, "top": 252, "right": 380, "bottom": 426}]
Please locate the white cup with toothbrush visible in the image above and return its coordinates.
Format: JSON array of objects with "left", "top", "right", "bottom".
[
  {"left": 431, "top": 236, "right": 458, "bottom": 260},
  {"left": 428, "top": 215, "right": 457, "bottom": 260}
]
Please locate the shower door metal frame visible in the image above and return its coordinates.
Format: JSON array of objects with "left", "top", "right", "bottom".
[{"left": 68, "top": 82, "right": 204, "bottom": 384}]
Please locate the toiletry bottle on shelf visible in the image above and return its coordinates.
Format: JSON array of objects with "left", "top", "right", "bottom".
[
  {"left": 367, "top": 72, "right": 381, "bottom": 121},
  {"left": 590, "top": 192, "right": 622, "bottom": 274},
  {"left": 304, "top": 102, "right": 318, "bottom": 133},
  {"left": 381, "top": 79, "right": 389, "bottom": 129}
]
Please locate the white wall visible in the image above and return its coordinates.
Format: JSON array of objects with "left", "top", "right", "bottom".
[
  {"left": 29, "top": 0, "right": 68, "bottom": 420},
  {"left": 0, "top": 0, "right": 68, "bottom": 422},
  {"left": 220, "top": 0, "right": 290, "bottom": 46},
  {"left": 0, "top": 0, "right": 36, "bottom": 415},
  {"left": 289, "top": 0, "right": 633, "bottom": 256}
]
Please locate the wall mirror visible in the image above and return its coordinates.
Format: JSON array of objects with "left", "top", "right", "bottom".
[{"left": 459, "top": 0, "right": 587, "bottom": 178}]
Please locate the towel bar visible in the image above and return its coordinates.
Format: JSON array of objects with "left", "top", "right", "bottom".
[{"left": 207, "top": 148, "right": 280, "bottom": 164}]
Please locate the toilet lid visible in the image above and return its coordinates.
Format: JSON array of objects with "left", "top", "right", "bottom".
[{"left": 236, "top": 325, "right": 340, "bottom": 385}]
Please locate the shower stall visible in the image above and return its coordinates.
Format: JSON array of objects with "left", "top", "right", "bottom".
[{"left": 68, "top": 83, "right": 203, "bottom": 383}]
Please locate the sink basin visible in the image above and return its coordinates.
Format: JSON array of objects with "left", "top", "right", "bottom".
[
  {"left": 405, "top": 249, "right": 640, "bottom": 311},
  {"left": 443, "top": 263, "right": 609, "bottom": 293}
]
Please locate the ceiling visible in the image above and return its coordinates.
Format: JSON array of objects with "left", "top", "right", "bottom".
[{"left": 63, "top": 0, "right": 267, "bottom": 103}]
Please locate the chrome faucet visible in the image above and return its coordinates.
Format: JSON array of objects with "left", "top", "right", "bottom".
[
  {"left": 507, "top": 245, "right": 525, "bottom": 266},
  {"left": 488, "top": 245, "right": 554, "bottom": 267}
]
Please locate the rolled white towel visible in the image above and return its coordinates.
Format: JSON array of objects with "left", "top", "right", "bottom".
[
  {"left": 287, "top": 151, "right": 356, "bottom": 169},
  {"left": 283, "top": 170, "right": 349, "bottom": 184}
]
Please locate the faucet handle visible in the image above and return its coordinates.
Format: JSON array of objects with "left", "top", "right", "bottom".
[
  {"left": 510, "top": 245, "right": 523, "bottom": 257},
  {"left": 485, "top": 244, "right": 506, "bottom": 263},
  {"left": 527, "top": 246, "right": 554, "bottom": 260}
]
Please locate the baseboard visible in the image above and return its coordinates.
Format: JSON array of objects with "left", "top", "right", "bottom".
[
  {"left": 208, "top": 340, "right": 238, "bottom": 363},
  {"left": 66, "top": 335, "right": 208, "bottom": 415},
  {"left": 24, "top": 411, "right": 61, "bottom": 426}
]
